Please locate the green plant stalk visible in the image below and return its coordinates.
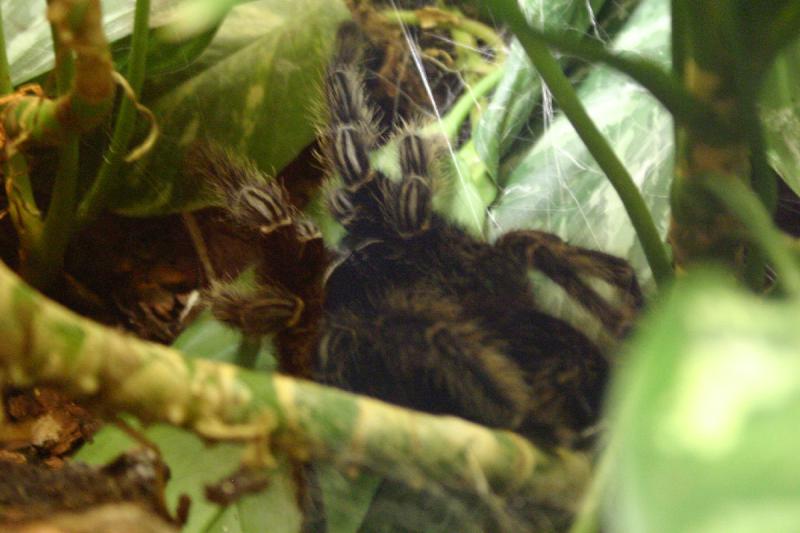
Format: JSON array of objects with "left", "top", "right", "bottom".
[
  {"left": 23, "top": 1, "right": 82, "bottom": 290},
  {"left": 78, "top": 0, "right": 151, "bottom": 223},
  {"left": 726, "top": 11, "right": 777, "bottom": 288},
  {"left": 25, "top": 140, "right": 80, "bottom": 289},
  {"left": 705, "top": 175, "right": 800, "bottom": 297},
  {"left": 668, "top": 0, "right": 784, "bottom": 281},
  {"left": 671, "top": 0, "right": 687, "bottom": 81},
  {"left": 489, "top": 2, "right": 672, "bottom": 287},
  {"left": 451, "top": 27, "right": 490, "bottom": 78},
  {"left": 383, "top": 8, "right": 506, "bottom": 58},
  {"left": 0, "top": 5, "right": 41, "bottom": 258},
  {"left": 479, "top": 0, "right": 733, "bottom": 144},
  {"left": 2, "top": 0, "right": 115, "bottom": 144},
  {"left": 427, "top": 65, "right": 504, "bottom": 141},
  {"left": 0, "top": 4, "right": 12, "bottom": 94},
  {"left": 236, "top": 335, "right": 261, "bottom": 369},
  {"left": 48, "top": 0, "right": 76, "bottom": 94},
  {"left": 567, "top": 449, "right": 612, "bottom": 533},
  {"left": 0, "top": 259, "right": 590, "bottom": 523},
  {"left": 739, "top": 107, "right": 772, "bottom": 290},
  {"left": 765, "top": 2, "right": 800, "bottom": 63}
]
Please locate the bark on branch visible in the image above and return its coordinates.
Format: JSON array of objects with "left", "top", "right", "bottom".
[{"left": 0, "top": 260, "right": 589, "bottom": 522}]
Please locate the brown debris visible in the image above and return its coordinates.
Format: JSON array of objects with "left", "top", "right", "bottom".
[
  {"left": 1, "top": 388, "right": 100, "bottom": 464},
  {"left": 0, "top": 449, "right": 181, "bottom": 532}
]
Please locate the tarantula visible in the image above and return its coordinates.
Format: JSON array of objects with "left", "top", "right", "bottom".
[{"left": 197, "top": 23, "right": 642, "bottom": 446}]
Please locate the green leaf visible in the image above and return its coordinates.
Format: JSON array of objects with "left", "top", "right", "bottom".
[
  {"left": 488, "top": 0, "right": 672, "bottom": 325},
  {"left": 2, "top": 0, "right": 180, "bottom": 85},
  {"left": 75, "top": 311, "right": 297, "bottom": 532},
  {"left": 107, "top": 0, "right": 349, "bottom": 216},
  {"left": 75, "top": 423, "right": 251, "bottom": 533},
  {"left": 157, "top": 0, "right": 246, "bottom": 42},
  {"left": 114, "top": 24, "right": 220, "bottom": 86},
  {"left": 474, "top": 0, "right": 607, "bottom": 181},
  {"left": 171, "top": 311, "right": 377, "bottom": 532},
  {"left": 604, "top": 271, "right": 800, "bottom": 533},
  {"left": 199, "top": 459, "right": 302, "bottom": 533},
  {"left": 474, "top": 39, "right": 539, "bottom": 181},
  {"left": 760, "top": 37, "right": 800, "bottom": 197},
  {"left": 317, "top": 464, "right": 382, "bottom": 533},
  {"left": 172, "top": 309, "right": 277, "bottom": 370}
]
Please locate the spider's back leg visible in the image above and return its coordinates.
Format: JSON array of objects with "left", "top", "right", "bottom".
[
  {"left": 497, "top": 229, "right": 643, "bottom": 337},
  {"left": 316, "top": 287, "right": 532, "bottom": 431}
]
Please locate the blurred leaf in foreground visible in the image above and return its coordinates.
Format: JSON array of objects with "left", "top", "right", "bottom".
[{"left": 605, "top": 271, "right": 800, "bottom": 533}]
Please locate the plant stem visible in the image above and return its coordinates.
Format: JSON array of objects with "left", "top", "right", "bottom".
[
  {"left": 726, "top": 10, "right": 776, "bottom": 289},
  {"left": 481, "top": 0, "right": 733, "bottom": 145},
  {"left": 383, "top": 7, "right": 506, "bottom": 58},
  {"left": 4, "top": 0, "right": 115, "bottom": 144},
  {"left": 567, "top": 450, "right": 611, "bottom": 533},
  {"left": 0, "top": 259, "right": 590, "bottom": 523},
  {"left": 48, "top": 0, "right": 76, "bottom": 93},
  {"left": 23, "top": 1, "right": 82, "bottom": 290},
  {"left": 0, "top": 12, "right": 39, "bottom": 237},
  {"left": 78, "top": 0, "right": 151, "bottom": 223},
  {"left": 236, "top": 335, "right": 261, "bottom": 369},
  {"left": 0, "top": 7, "right": 37, "bottom": 223},
  {"left": 489, "top": 0, "right": 672, "bottom": 287},
  {"left": 0, "top": 5, "right": 12, "bottom": 94},
  {"left": 427, "top": 66, "right": 504, "bottom": 141},
  {"left": 705, "top": 175, "right": 800, "bottom": 297},
  {"left": 27, "top": 140, "right": 79, "bottom": 289}
]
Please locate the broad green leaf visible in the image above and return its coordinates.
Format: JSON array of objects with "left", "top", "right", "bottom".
[
  {"left": 108, "top": 0, "right": 349, "bottom": 216},
  {"left": 488, "top": 0, "right": 672, "bottom": 331},
  {"left": 200, "top": 458, "right": 302, "bottom": 533},
  {"left": 157, "top": 0, "right": 247, "bottom": 42},
  {"left": 113, "top": 24, "right": 220, "bottom": 87},
  {"left": 474, "top": 39, "right": 539, "bottom": 182},
  {"left": 761, "top": 38, "right": 800, "bottom": 197},
  {"left": 76, "top": 314, "right": 295, "bottom": 532},
  {"left": 2, "top": 0, "right": 182, "bottom": 85},
  {"left": 474, "top": 0, "right": 607, "bottom": 181},
  {"left": 318, "top": 464, "right": 382, "bottom": 533},
  {"left": 730, "top": 0, "right": 800, "bottom": 73},
  {"left": 76, "top": 370, "right": 302, "bottom": 533},
  {"left": 75, "top": 423, "right": 250, "bottom": 533},
  {"left": 437, "top": 140, "right": 498, "bottom": 235},
  {"left": 172, "top": 309, "right": 277, "bottom": 371},
  {"left": 604, "top": 271, "right": 800, "bottom": 533}
]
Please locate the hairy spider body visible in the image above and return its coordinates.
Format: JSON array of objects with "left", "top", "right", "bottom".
[
  {"left": 200, "top": 23, "right": 642, "bottom": 446},
  {"left": 319, "top": 172, "right": 617, "bottom": 441},
  {"left": 311, "top": 27, "right": 642, "bottom": 443}
]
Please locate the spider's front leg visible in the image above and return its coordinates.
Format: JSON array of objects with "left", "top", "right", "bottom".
[
  {"left": 381, "top": 132, "right": 436, "bottom": 239},
  {"left": 188, "top": 144, "right": 328, "bottom": 377},
  {"left": 496, "top": 230, "right": 643, "bottom": 337}
]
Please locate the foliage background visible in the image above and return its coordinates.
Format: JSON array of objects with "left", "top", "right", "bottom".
[{"left": 2, "top": 0, "right": 800, "bottom": 531}]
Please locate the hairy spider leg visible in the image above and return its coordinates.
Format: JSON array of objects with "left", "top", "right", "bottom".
[
  {"left": 497, "top": 230, "right": 644, "bottom": 337},
  {"left": 189, "top": 144, "right": 328, "bottom": 378},
  {"left": 317, "top": 288, "right": 532, "bottom": 430}
]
